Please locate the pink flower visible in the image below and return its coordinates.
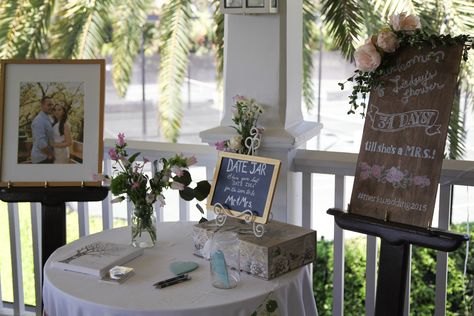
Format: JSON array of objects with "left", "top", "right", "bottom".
[
  {"left": 108, "top": 148, "right": 119, "bottom": 160},
  {"left": 371, "top": 165, "right": 383, "bottom": 179},
  {"left": 390, "top": 13, "right": 421, "bottom": 33},
  {"left": 143, "top": 157, "right": 149, "bottom": 164},
  {"left": 360, "top": 170, "right": 370, "bottom": 180},
  {"left": 386, "top": 167, "right": 404, "bottom": 184},
  {"left": 233, "top": 95, "right": 246, "bottom": 102},
  {"left": 354, "top": 41, "right": 381, "bottom": 72},
  {"left": 171, "top": 181, "right": 185, "bottom": 191},
  {"left": 117, "top": 132, "right": 126, "bottom": 147},
  {"left": 186, "top": 155, "right": 197, "bottom": 166},
  {"left": 131, "top": 182, "right": 140, "bottom": 190},
  {"left": 413, "top": 176, "right": 430, "bottom": 187},
  {"left": 171, "top": 165, "right": 183, "bottom": 177},
  {"left": 157, "top": 194, "right": 166, "bottom": 207},
  {"left": 215, "top": 141, "right": 227, "bottom": 151},
  {"left": 360, "top": 162, "right": 370, "bottom": 171},
  {"left": 376, "top": 30, "right": 400, "bottom": 53}
]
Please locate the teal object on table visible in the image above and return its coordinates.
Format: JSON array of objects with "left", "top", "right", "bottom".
[
  {"left": 210, "top": 250, "right": 230, "bottom": 288},
  {"left": 169, "top": 261, "right": 199, "bottom": 275}
]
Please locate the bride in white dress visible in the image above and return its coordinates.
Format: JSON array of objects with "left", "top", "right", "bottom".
[{"left": 52, "top": 102, "right": 72, "bottom": 164}]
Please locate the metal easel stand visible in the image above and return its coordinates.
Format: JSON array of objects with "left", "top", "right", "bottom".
[
  {"left": 327, "top": 208, "right": 469, "bottom": 316},
  {"left": 213, "top": 203, "right": 266, "bottom": 238}
]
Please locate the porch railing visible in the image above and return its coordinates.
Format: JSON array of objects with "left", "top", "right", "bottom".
[{"left": 0, "top": 139, "right": 472, "bottom": 315}]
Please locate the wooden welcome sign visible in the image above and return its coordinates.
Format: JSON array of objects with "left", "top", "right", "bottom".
[
  {"left": 208, "top": 152, "right": 281, "bottom": 224},
  {"left": 349, "top": 43, "right": 464, "bottom": 227}
]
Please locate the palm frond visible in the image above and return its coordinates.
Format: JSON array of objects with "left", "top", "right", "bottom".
[
  {"left": 49, "top": 0, "right": 112, "bottom": 58},
  {"left": 211, "top": 0, "right": 224, "bottom": 84},
  {"left": 320, "top": 0, "right": 364, "bottom": 60},
  {"left": 0, "top": 0, "right": 55, "bottom": 59},
  {"left": 302, "top": 0, "right": 318, "bottom": 111},
  {"left": 446, "top": 87, "right": 466, "bottom": 159},
  {"left": 111, "top": 0, "right": 152, "bottom": 97},
  {"left": 157, "top": 0, "right": 192, "bottom": 142},
  {"left": 373, "top": 0, "right": 415, "bottom": 19}
]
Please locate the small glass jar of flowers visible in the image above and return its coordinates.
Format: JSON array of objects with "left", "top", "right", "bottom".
[
  {"left": 215, "top": 95, "right": 264, "bottom": 155},
  {"left": 107, "top": 133, "right": 210, "bottom": 248}
]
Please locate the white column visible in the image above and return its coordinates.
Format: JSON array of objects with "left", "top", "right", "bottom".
[{"left": 200, "top": 0, "right": 321, "bottom": 222}]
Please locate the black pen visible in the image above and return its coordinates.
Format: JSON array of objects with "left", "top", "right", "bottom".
[
  {"left": 153, "top": 274, "right": 189, "bottom": 287},
  {"left": 154, "top": 275, "right": 191, "bottom": 289}
]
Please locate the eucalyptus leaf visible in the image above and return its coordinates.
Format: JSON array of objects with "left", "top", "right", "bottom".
[{"left": 128, "top": 152, "right": 141, "bottom": 164}]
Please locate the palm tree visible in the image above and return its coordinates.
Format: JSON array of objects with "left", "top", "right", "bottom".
[
  {"left": 0, "top": 0, "right": 318, "bottom": 143},
  {"left": 319, "top": 0, "right": 474, "bottom": 158}
]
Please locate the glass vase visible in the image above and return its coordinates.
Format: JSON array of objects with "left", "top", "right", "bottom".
[
  {"left": 130, "top": 204, "right": 157, "bottom": 248},
  {"left": 210, "top": 231, "right": 240, "bottom": 289}
]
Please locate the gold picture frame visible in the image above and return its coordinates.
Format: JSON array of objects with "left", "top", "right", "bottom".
[
  {"left": 207, "top": 151, "right": 281, "bottom": 224},
  {"left": 0, "top": 59, "right": 105, "bottom": 187}
]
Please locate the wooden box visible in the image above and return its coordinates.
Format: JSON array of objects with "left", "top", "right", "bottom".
[{"left": 192, "top": 219, "right": 316, "bottom": 280}]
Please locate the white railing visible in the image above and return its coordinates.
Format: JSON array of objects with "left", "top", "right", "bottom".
[
  {"left": 294, "top": 149, "right": 474, "bottom": 316},
  {"left": 0, "top": 140, "right": 472, "bottom": 315}
]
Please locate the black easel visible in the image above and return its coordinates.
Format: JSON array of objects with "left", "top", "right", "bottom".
[
  {"left": 0, "top": 186, "right": 109, "bottom": 268},
  {"left": 327, "top": 208, "right": 469, "bottom": 316}
]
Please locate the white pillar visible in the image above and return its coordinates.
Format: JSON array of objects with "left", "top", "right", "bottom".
[{"left": 200, "top": 0, "right": 321, "bottom": 223}]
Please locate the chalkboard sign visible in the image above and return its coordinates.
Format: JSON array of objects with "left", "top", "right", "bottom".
[
  {"left": 349, "top": 43, "right": 464, "bottom": 228},
  {"left": 207, "top": 152, "right": 281, "bottom": 224}
]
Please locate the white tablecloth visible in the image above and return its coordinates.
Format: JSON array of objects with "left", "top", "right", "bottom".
[{"left": 43, "top": 222, "right": 318, "bottom": 316}]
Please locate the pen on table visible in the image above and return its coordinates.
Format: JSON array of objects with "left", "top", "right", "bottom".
[
  {"left": 153, "top": 274, "right": 189, "bottom": 287},
  {"left": 154, "top": 275, "right": 191, "bottom": 289}
]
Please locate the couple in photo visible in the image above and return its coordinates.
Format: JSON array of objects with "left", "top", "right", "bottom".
[{"left": 31, "top": 96, "right": 72, "bottom": 164}]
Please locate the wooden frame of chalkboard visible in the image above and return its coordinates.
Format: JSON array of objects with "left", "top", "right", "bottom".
[{"left": 207, "top": 152, "right": 281, "bottom": 224}]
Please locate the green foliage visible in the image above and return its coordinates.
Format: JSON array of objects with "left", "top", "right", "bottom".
[
  {"left": 314, "top": 223, "right": 474, "bottom": 315},
  {"left": 110, "top": 0, "right": 152, "bottom": 97},
  {"left": 156, "top": 0, "right": 192, "bottom": 142},
  {"left": 303, "top": 0, "right": 317, "bottom": 111},
  {"left": 320, "top": 0, "right": 364, "bottom": 61}
]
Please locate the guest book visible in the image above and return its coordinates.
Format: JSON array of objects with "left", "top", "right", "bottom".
[{"left": 52, "top": 241, "right": 143, "bottom": 278}]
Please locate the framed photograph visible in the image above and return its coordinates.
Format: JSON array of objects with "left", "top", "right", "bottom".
[
  {"left": 0, "top": 59, "right": 105, "bottom": 187},
  {"left": 207, "top": 152, "right": 280, "bottom": 224}
]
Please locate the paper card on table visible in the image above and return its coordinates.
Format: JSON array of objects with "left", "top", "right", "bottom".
[{"left": 52, "top": 241, "right": 143, "bottom": 278}]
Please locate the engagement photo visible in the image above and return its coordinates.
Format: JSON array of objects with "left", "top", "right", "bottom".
[{"left": 17, "top": 81, "right": 85, "bottom": 164}]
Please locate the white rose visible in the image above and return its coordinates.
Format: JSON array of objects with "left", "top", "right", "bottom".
[
  {"left": 390, "top": 13, "right": 421, "bottom": 33},
  {"left": 354, "top": 41, "right": 382, "bottom": 72},
  {"left": 376, "top": 30, "right": 400, "bottom": 53},
  {"left": 228, "top": 135, "right": 243, "bottom": 151}
]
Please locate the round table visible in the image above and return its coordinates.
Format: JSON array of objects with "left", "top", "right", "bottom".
[{"left": 43, "top": 222, "right": 318, "bottom": 316}]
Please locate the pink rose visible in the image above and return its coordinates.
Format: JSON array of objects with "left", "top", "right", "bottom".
[
  {"left": 171, "top": 181, "right": 185, "bottom": 191},
  {"left": 390, "top": 13, "right": 421, "bottom": 33},
  {"left": 117, "top": 132, "right": 126, "bottom": 147},
  {"left": 354, "top": 41, "right": 381, "bottom": 72},
  {"left": 171, "top": 165, "right": 184, "bottom": 177},
  {"left": 360, "top": 170, "right": 370, "bottom": 180},
  {"left": 376, "top": 30, "right": 400, "bottom": 53},
  {"left": 413, "top": 176, "right": 430, "bottom": 187},
  {"left": 371, "top": 165, "right": 383, "bottom": 179},
  {"left": 108, "top": 148, "right": 119, "bottom": 160},
  {"left": 386, "top": 167, "right": 404, "bottom": 184}
]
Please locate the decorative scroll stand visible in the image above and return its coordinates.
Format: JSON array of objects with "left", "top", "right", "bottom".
[
  {"left": 0, "top": 186, "right": 109, "bottom": 268},
  {"left": 213, "top": 203, "right": 266, "bottom": 237},
  {"left": 244, "top": 126, "right": 261, "bottom": 156},
  {"left": 327, "top": 208, "right": 469, "bottom": 316}
]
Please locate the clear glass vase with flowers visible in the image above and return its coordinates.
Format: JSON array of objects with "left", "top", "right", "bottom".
[
  {"left": 107, "top": 133, "right": 210, "bottom": 248},
  {"left": 215, "top": 95, "right": 264, "bottom": 155}
]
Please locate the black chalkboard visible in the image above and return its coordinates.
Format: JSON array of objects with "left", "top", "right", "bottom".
[{"left": 208, "top": 152, "right": 281, "bottom": 224}]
